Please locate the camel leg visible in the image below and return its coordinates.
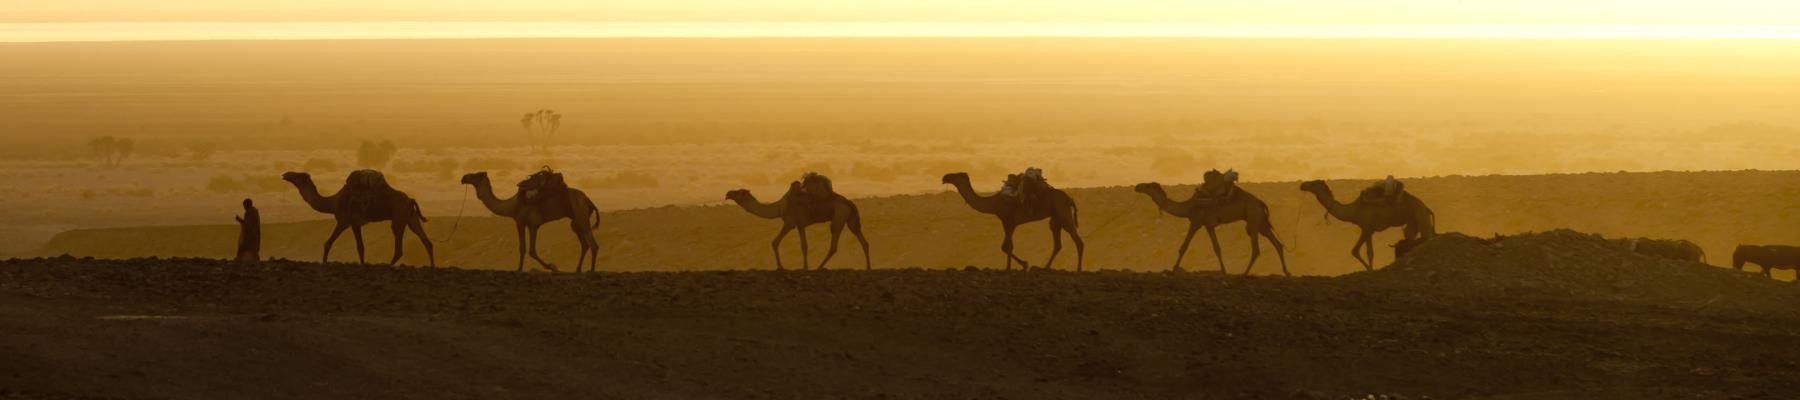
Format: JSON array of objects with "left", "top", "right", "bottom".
[
  {"left": 1351, "top": 231, "right": 1373, "bottom": 271},
  {"left": 322, "top": 222, "right": 349, "bottom": 263},
  {"left": 1001, "top": 223, "right": 1030, "bottom": 270},
  {"left": 570, "top": 221, "right": 595, "bottom": 273},
  {"left": 816, "top": 219, "right": 845, "bottom": 270},
  {"left": 1204, "top": 225, "right": 1226, "bottom": 274},
  {"left": 409, "top": 217, "right": 435, "bottom": 268},
  {"left": 350, "top": 225, "right": 366, "bottom": 265},
  {"left": 796, "top": 222, "right": 810, "bottom": 271},
  {"left": 1068, "top": 225, "right": 1085, "bottom": 272},
  {"left": 1242, "top": 225, "right": 1261, "bottom": 276},
  {"left": 771, "top": 224, "right": 792, "bottom": 270},
  {"left": 849, "top": 216, "right": 871, "bottom": 270},
  {"left": 388, "top": 222, "right": 406, "bottom": 266},
  {"left": 1172, "top": 221, "right": 1200, "bottom": 272},
  {"left": 526, "top": 226, "right": 558, "bottom": 272},
  {"left": 514, "top": 223, "right": 528, "bottom": 272},
  {"left": 1365, "top": 235, "right": 1378, "bottom": 269},
  {"left": 1044, "top": 222, "right": 1063, "bottom": 271},
  {"left": 1261, "top": 226, "right": 1290, "bottom": 277}
]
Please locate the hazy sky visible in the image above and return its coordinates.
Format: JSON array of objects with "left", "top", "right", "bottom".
[{"left": 5, "top": 0, "right": 1798, "bottom": 24}]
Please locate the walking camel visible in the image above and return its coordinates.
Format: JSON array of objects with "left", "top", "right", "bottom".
[
  {"left": 460, "top": 171, "right": 602, "bottom": 273},
  {"left": 725, "top": 181, "right": 871, "bottom": 270},
  {"left": 1299, "top": 180, "right": 1435, "bottom": 270},
  {"left": 282, "top": 171, "right": 436, "bottom": 266},
  {"left": 1134, "top": 181, "right": 1289, "bottom": 276},
  {"left": 941, "top": 172, "right": 1084, "bottom": 271}
]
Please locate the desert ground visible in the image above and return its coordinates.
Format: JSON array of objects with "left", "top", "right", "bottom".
[{"left": 5, "top": 231, "right": 1800, "bottom": 399}]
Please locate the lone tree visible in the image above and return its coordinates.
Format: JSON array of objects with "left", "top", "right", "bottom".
[
  {"left": 519, "top": 109, "right": 563, "bottom": 154},
  {"left": 88, "top": 136, "right": 134, "bottom": 168},
  {"left": 357, "top": 140, "right": 398, "bottom": 169}
]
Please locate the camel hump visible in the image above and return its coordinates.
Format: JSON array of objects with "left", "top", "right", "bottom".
[
  {"left": 519, "top": 168, "right": 569, "bottom": 194},
  {"left": 344, "top": 169, "right": 392, "bottom": 193},
  {"left": 1356, "top": 178, "right": 1407, "bottom": 205},
  {"left": 799, "top": 172, "right": 834, "bottom": 197}
]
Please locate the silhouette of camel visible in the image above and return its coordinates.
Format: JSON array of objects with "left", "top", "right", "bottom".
[
  {"left": 1134, "top": 182, "right": 1288, "bottom": 276},
  {"left": 282, "top": 171, "right": 435, "bottom": 266},
  {"left": 461, "top": 172, "right": 602, "bottom": 273},
  {"left": 941, "top": 172, "right": 1084, "bottom": 271},
  {"left": 1299, "top": 180, "right": 1434, "bottom": 270},
  {"left": 726, "top": 181, "right": 871, "bottom": 270}
]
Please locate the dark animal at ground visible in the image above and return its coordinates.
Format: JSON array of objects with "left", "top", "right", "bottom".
[{"left": 1733, "top": 244, "right": 1800, "bottom": 281}]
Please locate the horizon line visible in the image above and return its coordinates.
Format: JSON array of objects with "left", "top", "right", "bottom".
[{"left": 6, "top": 22, "right": 1800, "bottom": 43}]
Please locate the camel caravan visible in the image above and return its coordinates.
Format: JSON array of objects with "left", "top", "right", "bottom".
[{"left": 248, "top": 165, "right": 1799, "bottom": 282}]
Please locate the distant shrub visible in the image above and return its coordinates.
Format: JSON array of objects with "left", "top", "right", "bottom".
[{"left": 580, "top": 171, "right": 660, "bottom": 189}]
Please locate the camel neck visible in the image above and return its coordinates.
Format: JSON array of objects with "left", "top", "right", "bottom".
[
  {"left": 291, "top": 180, "right": 336, "bottom": 214},
  {"left": 471, "top": 181, "right": 519, "bottom": 217},
  {"left": 1141, "top": 186, "right": 1195, "bottom": 218},
  {"left": 733, "top": 192, "right": 787, "bottom": 219},
  {"left": 950, "top": 180, "right": 1001, "bottom": 214},
  {"left": 1307, "top": 186, "right": 1359, "bottom": 223}
]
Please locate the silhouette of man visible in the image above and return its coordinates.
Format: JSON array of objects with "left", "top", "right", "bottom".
[{"left": 235, "top": 198, "right": 260, "bottom": 262}]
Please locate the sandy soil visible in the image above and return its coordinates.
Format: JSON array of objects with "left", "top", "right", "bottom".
[{"left": 4, "top": 230, "right": 1799, "bottom": 399}]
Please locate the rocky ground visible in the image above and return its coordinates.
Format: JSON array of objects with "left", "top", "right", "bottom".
[{"left": 4, "top": 230, "right": 1800, "bottom": 399}]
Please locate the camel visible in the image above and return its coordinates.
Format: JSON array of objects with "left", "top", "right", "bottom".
[
  {"left": 725, "top": 181, "right": 871, "bottom": 270},
  {"left": 1299, "top": 180, "right": 1435, "bottom": 271},
  {"left": 461, "top": 171, "right": 602, "bottom": 273},
  {"left": 1733, "top": 245, "right": 1800, "bottom": 281},
  {"left": 1133, "top": 182, "right": 1288, "bottom": 276},
  {"left": 940, "top": 172, "right": 1084, "bottom": 271},
  {"left": 281, "top": 171, "right": 435, "bottom": 266}
]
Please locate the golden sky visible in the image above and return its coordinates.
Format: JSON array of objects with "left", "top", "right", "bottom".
[{"left": 5, "top": 0, "right": 1799, "bottom": 24}]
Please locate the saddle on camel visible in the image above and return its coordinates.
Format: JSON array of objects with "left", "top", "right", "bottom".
[
  {"left": 1192, "top": 169, "right": 1241, "bottom": 206},
  {"left": 516, "top": 167, "right": 571, "bottom": 207},
  {"left": 999, "top": 167, "right": 1050, "bottom": 205},
  {"left": 342, "top": 169, "right": 398, "bottom": 220},
  {"left": 1357, "top": 175, "right": 1407, "bottom": 205}
]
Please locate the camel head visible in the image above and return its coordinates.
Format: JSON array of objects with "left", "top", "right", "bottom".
[
  {"left": 460, "top": 171, "right": 489, "bottom": 186},
  {"left": 1299, "top": 180, "right": 1330, "bottom": 195},
  {"left": 1133, "top": 182, "right": 1165, "bottom": 195},
  {"left": 281, "top": 171, "right": 313, "bottom": 186},
  {"left": 725, "top": 189, "right": 752, "bottom": 202},
  {"left": 941, "top": 172, "right": 971, "bottom": 186}
]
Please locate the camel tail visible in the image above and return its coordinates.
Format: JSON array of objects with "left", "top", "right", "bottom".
[
  {"left": 1069, "top": 199, "right": 1080, "bottom": 229},
  {"left": 413, "top": 200, "right": 428, "bottom": 223},
  {"left": 589, "top": 207, "right": 601, "bottom": 232}
]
